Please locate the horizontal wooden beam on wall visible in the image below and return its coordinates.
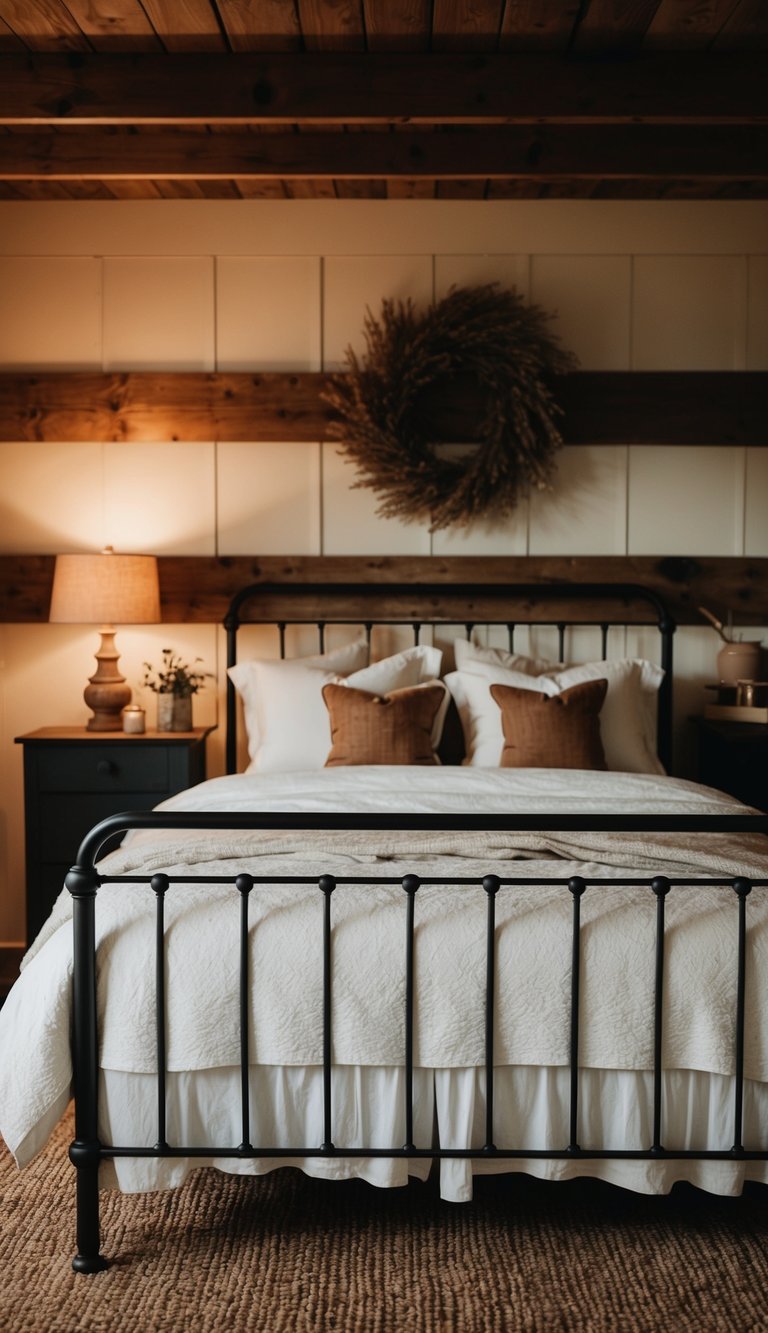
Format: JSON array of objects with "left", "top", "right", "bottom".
[
  {"left": 0, "top": 53, "right": 764, "bottom": 125},
  {"left": 0, "top": 372, "right": 765, "bottom": 445},
  {"left": 2, "top": 555, "right": 766, "bottom": 627},
  {"left": 2, "top": 126, "right": 765, "bottom": 182},
  {"left": 557, "top": 373, "right": 768, "bottom": 445},
  {"left": 0, "top": 372, "right": 333, "bottom": 443}
]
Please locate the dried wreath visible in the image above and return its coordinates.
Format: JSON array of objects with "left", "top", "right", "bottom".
[{"left": 323, "top": 284, "right": 576, "bottom": 531}]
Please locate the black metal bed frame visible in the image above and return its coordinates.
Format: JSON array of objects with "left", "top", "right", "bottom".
[{"left": 64, "top": 580, "right": 768, "bottom": 1273}]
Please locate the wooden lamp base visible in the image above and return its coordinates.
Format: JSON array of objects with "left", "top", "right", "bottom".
[{"left": 83, "top": 627, "right": 131, "bottom": 731}]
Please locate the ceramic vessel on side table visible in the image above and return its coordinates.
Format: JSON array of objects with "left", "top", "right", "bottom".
[
  {"left": 717, "top": 641, "right": 762, "bottom": 685},
  {"left": 157, "top": 694, "right": 193, "bottom": 732}
]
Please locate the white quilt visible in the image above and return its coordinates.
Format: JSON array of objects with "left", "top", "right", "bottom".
[{"left": 2, "top": 767, "right": 767, "bottom": 1164}]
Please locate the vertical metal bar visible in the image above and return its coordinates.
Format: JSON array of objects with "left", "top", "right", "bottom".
[
  {"left": 317, "top": 622, "right": 326, "bottom": 653},
  {"left": 236, "top": 873, "right": 254, "bottom": 1152},
  {"left": 402, "top": 875, "right": 420, "bottom": 1152},
  {"left": 151, "top": 873, "right": 169, "bottom": 1152},
  {"left": 365, "top": 622, "right": 373, "bottom": 652},
  {"left": 225, "top": 674, "right": 238, "bottom": 776},
  {"left": 319, "top": 874, "right": 336, "bottom": 1151},
  {"left": 657, "top": 617, "right": 675, "bottom": 773},
  {"left": 557, "top": 623, "right": 566, "bottom": 663},
  {"left": 465, "top": 622, "right": 474, "bottom": 642},
  {"left": 412, "top": 622, "right": 421, "bottom": 646},
  {"left": 600, "top": 623, "right": 609, "bottom": 660},
  {"left": 651, "top": 877, "right": 670, "bottom": 1153},
  {"left": 567, "top": 878, "right": 586, "bottom": 1153},
  {"left": 507, "top": 624, "right": 515, "bottom": 652},
  {"left": 483, "top": 875, "right": 500, "bottom": 1152},
  {"left": 66, "top": 865, "right": 109, "bottom": 1274},
  {"left": 278, "top": 623, "right": 286, "bottom": 659},
  {"left": 225, "top": 614, "right": 239, "bottom": 776},
  {"left": 732, "top": 878, "right": 752, "bottom": 1154}
]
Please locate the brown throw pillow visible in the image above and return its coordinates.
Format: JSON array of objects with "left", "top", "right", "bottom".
[
  {"left": 322, "top": 682, "right": 445, "bottom": 766},
  {"left": 490, "top": 679, "right": 608, "bottom": 770}
]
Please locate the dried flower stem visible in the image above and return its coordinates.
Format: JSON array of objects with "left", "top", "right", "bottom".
[{"left": 697, "top": 606, "right": 732, "bottom": 643}]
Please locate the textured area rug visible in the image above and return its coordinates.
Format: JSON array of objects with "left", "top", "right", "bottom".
[{"left": 2, "top": 1109, "right": 768, "bottom": 1333}]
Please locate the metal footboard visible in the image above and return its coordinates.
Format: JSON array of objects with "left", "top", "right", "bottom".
[{"left": 66, "top": 809, "right": 768, "bottom": 1273}]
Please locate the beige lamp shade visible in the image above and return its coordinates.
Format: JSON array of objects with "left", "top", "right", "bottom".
[
  {"left": 50, "top": 548, "right": 160, "bottom": 625},
  {"left": 50, "top": 548, "right": 161, "bottom": 731}
]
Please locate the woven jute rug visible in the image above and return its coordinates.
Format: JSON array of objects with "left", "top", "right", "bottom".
[{"left": 2, "top": 1110, "right": 767, "bottom": 1333}]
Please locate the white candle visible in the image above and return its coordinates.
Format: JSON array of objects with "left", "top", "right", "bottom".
[{"left": 122, "top": 705, "right": 146, "bottom": 734}]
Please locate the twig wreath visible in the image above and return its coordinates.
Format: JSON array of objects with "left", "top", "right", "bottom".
[{"left": 323, "top": 284, "right": 577, "bottom": 531}]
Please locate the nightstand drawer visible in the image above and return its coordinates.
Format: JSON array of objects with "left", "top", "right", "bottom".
[
  {"left": 37, "top": 746, "right": 169, "bottom": 794},
  {"left": 40, "top": 792, "right": 163, "bottom": 862}
]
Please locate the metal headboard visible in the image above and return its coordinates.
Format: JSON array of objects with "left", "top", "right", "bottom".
[{"left": 224, "top": 581, "right": 676, "bottom": 776}]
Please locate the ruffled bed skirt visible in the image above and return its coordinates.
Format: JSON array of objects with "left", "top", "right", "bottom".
[{"left": 68, "top": 1065, "right": 768, "bottom": 1201}]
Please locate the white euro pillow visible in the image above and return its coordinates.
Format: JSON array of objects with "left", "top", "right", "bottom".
[
  {"left": 231, "top": 644, "right": 445, "bottom": 772},
  {"left": 445, "top": 657, "right": 664, "bottom": 774},
  {"left": 228, "top": 637, "right": 370, "bottom": 760}
]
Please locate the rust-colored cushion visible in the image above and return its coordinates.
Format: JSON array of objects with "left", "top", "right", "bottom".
[
  {"left": 489, "top": 679, "right": 608, "bottom": 770},
  {"left": 322, "top": 682, "right": 446, "bottom": 766}
]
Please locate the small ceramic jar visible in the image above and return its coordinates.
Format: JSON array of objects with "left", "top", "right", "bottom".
[
  {"left": 122, "top": 704, "right": 146, "bottom": 734},
  {"left": 717, "top": 641, "right": 762, "bottom": 685}
]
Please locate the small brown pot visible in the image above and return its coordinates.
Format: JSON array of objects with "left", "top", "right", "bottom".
[{"left": 716, "top": 641, "right": 762, "bottom": 685}]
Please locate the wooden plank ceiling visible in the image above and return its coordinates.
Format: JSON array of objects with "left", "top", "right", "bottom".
[{"left": 0, "top": 0, "right": 765, "bottom": 200}]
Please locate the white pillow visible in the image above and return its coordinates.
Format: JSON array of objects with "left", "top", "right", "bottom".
[
  {"left": 228, "top": 637, "right": 370, "bottom": 758},
  {"left": 233, "top": 644, "right": 445, "bottom": 773},
  {"left": 445, "top": 657, "right": 664, "bottom": 774},
  {"left": 454, "top": 636, "right": 563, "bottom": 675}
]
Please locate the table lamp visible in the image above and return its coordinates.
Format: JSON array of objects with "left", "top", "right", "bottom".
[{"left": 49, "top": 546, "right": 161, "bottom": 731}]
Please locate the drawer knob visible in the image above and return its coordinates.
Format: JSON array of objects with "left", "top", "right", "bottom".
[{"left": 96, "top": 759, "right": 117, "bottom": 777}]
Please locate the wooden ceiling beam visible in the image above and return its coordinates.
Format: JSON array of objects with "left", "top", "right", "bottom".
[
  {"left": 0, "top": 52, "right": 765, "bottom": 124},
  {"left": 1, "top": 125, "right": 764, "bottom": 180}
]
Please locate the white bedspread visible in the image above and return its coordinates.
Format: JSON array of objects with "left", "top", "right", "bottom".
[{"left": 2, "top": 767, "right": 767, "bottom": 1165}]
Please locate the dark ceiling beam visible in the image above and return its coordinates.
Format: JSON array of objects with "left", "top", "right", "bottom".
[
  {"left": 0, "top": 52, "right": 765, "bottom": 124},
  {"left": 1, "top": 125, "right": 765, "bottom": 180}
]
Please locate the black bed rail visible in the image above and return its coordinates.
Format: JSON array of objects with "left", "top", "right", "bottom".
[
  {"left": 223, "top": 581, "right": 676, "bottom": 776},
  {"left": 74, "top": 808, "right": 767, "bottom": 871},
  {"left": 66, "top": 807, "right": 768, "bottom": 1274}
]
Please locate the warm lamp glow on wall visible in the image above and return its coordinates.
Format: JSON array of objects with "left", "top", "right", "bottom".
[{"left": 49, "top": 546, "right": 161, "bottom": 731}]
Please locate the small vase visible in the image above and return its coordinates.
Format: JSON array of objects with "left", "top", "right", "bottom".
[
  {"left": 716, "top": 641, "right": 762, "bottom": 685},
  {"left": 156, "top": 694, "right": 193, "bottom": 732}
]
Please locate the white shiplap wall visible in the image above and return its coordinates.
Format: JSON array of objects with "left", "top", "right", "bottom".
[{"left": 0, "top": 200, "right": 766, "bottom": 944}]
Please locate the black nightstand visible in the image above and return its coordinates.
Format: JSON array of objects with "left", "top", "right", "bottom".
[
  {"left": 696, "top": 719, "right": 768, "bottom": 812},
  {"left": 15, "top": 726, "right": 215, "bottom": 945}
]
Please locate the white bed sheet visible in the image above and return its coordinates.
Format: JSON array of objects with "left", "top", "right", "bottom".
[{"left": 2, "top": 766, "right": 767, "bottom": 1202}]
